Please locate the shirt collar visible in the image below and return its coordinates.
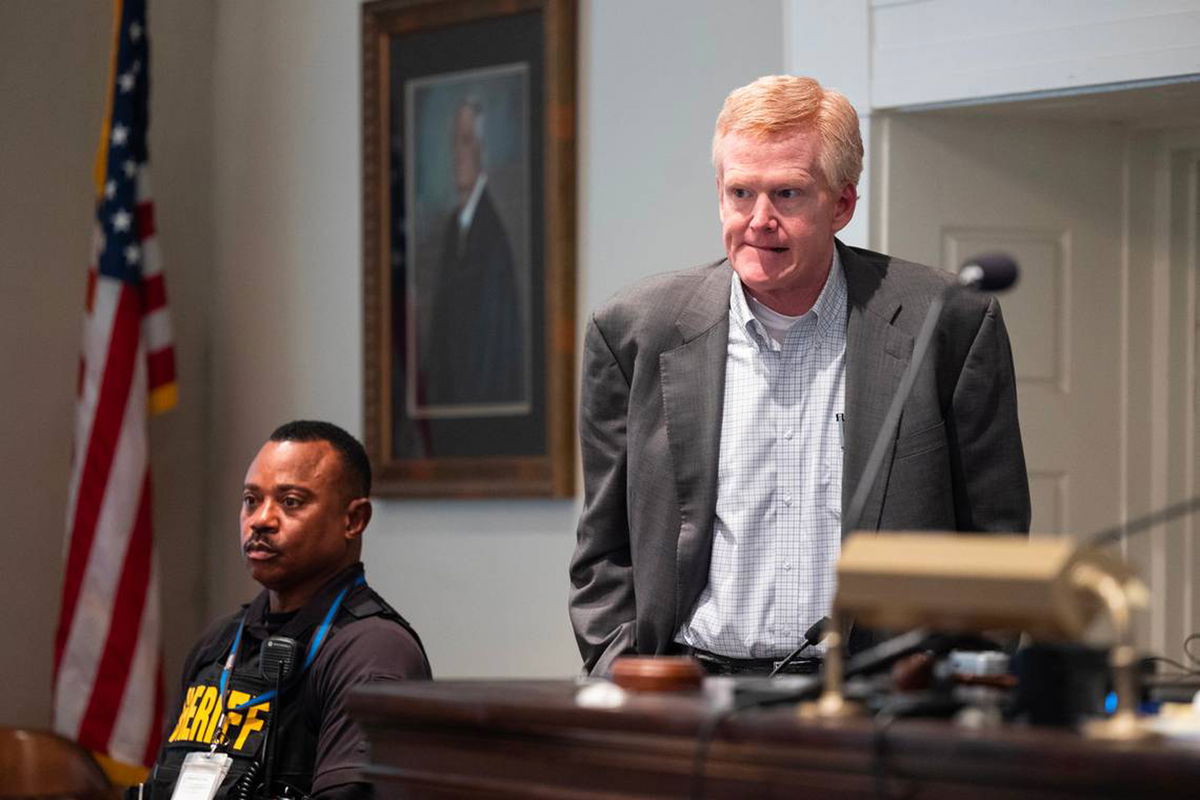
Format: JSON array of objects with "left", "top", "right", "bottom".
[
  {"left": 244, "top": 561, "right": 367, "bottom": 639},
  {"left": 729, "top": 246, "right": 846, "bottom": 347},
  {"left": 458, "top": 172, "right": 488, "bottom": 232},
  {"left": 811, "top": 247, "right": 847, "bottom": 341}
]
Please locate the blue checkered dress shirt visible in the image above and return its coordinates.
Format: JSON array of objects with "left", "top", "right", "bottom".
[{"left": 676, "top": 252, "right": 847, "bottom": 658}]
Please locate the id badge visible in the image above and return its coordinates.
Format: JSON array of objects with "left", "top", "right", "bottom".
[{"left": 170, "top": 751, "right": 233, "bottom": 800}]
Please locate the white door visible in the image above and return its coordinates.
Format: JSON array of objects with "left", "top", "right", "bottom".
[
  {"left": 874, "top": 108, "right": 1200, "bottom": 659},
  {"left": 875, "top": 111, "right": 1128, "bottom": 539}
]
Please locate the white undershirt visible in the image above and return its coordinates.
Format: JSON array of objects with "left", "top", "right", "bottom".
[{"left": 745, "top": 294, "right": 805, "bottom": 345}]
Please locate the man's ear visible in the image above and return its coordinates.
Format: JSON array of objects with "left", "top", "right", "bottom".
[
  {"left": 716, "top": 174, "right": 727, "bottom": 224},
  {"left": 345, "top": 497, "right": 372, "bottom": 541},
  {"left": 831, "top": 183, "right": 858, "bottom": 233}
]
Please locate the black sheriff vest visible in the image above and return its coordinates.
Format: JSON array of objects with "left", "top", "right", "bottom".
[{"left": 147, "top": 570, "right": 428, "bottom": 800}]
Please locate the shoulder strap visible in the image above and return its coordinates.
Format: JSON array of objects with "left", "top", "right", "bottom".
[
  {"left": 339, "top": 586, "right": 432, "bottom": 677},
  {"left": 344, "top": 591, "right": 392, "bottom": 620}
]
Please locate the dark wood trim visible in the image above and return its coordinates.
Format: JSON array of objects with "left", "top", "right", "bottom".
[{"left": 352, "top": 680, "right": 1200, "bottom": 798}]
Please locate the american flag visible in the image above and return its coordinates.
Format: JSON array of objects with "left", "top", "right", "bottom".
[{"left": 53, "top": 0, "right": 175, "bottom": 771}]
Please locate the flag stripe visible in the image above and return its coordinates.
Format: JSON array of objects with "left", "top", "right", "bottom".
[
  {"left": 65, "top": 276, "right": 122, "bottom": 550},
  {"left": 55, "top": 284, "right": 142, "bottom": 678},
  {"left": 111, "top": 562, "right": 162, "bottom": 764},
  {"left": 143, "top": 273, "right": 166, "bottom": 312},
  {"left": 141, "top": 239, "right": 162, "bottom": 278},
  {"left": 77, "top": 470, "right": 153, "bottom": 751},
  {"left": 147, "top": 347, "right": 175, "bottom": 390},
  {"left": 55, "top": 335, "right": 149, "bottom": 738},
  {"left": 135, "top": 201, "right": 155, "bottom": 239},
  {"left": 143, "top": 307, "right": 171, "bottom": 354}
]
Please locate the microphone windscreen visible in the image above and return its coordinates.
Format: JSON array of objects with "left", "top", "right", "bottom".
[
  {"left": 803, "top": 616, "right": 829, "bottom": 645},
  {"left": 959, "top": 252, "right": 1018, "bottom": 292}
]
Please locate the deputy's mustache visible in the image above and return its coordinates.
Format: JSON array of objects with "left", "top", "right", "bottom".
[{"left": 243, "top": 538, "right": 278, "bottom": 555}]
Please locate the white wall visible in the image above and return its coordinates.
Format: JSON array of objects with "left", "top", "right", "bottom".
[
  {"left": 784, "top": 0, "right": 872, "bottom": 247},
  {"left": 787, "top": 0, "right": 1200, "bottom": 244},
  {"left": 205, "top": 0, "right": 783, "bottom": 678},
  {"left": 871, "top": 0, "right": 1200, "bottom": 109}
]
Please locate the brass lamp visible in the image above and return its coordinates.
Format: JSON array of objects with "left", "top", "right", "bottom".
[{"left": 805, "top": 532, "right": 1152, "bottom": 740}]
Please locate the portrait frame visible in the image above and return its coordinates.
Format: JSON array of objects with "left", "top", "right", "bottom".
[{"left": 362, "top": 0, "right": 577, "bottom": 498}]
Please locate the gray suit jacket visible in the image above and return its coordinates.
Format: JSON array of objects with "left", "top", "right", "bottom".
[{"left": 569, "top": 242, "right": 1030, "bottom": 675}]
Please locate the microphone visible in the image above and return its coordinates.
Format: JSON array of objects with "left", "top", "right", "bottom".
[
  {"left": 958, "top": 252, "right": 1019, "bottom": 292},
  {"left": 844, "top": 253, "right": 1020, "bottom": 532},
  {"left": 769, "top": 616, "right": 829, "bottom": 678},
  {"left": 259, "top": 636, "right": 298, "bottom": 800}
]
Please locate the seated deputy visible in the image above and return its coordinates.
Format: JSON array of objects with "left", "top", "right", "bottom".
[{"left": 138, "top": 420, "right": 430, "bottom": 800}]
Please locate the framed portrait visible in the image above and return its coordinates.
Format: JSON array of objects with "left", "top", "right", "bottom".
[{"left": 362, "top": 0, "right": 576, "bottom": 497}]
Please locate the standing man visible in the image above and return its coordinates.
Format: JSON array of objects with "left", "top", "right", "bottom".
[
  {"left": 140, "top": 421, "right": 430, "bottom": 799},
  {"left": 423, "top": 97, "right": 526, "bottom": 408},
  {"left": 569, "top": 75, "right": 1029, "bottom": 677}
]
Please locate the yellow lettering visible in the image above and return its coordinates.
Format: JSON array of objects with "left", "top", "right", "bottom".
[
  {"left": 220, "top": 690, "right": 250, "bottom": 741},
  {"left": 203, "top": 692, "right": 226, "bottom": 743},
  {"left": 187, "top": 686, "right": 218, "bottom": 742},
  {"left": 168, "top": 686, "right": 200, "bottom": 743},
  {"left": 233, "top": 701, "right": 269, "bottom": 751}
]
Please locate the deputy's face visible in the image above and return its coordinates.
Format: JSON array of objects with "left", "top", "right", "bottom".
[
  {"left": 716, "top": 128, "right": 856, "bottom": 311},
  {"left": 240, "top": 440, "right": 359, "bottom": 610}
]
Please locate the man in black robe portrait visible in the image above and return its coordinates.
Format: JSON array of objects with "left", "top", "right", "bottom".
[{"left": 421, "top": 97, "right": 526, "bottom": 409}]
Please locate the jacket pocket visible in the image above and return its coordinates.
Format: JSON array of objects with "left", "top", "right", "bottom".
[{"left": 893, "top": 419, "right": 947, "bottom": 461}]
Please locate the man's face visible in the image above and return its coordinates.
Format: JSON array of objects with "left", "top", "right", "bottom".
[
  {"left": 453, "top": 105, "right": 482, "bottom": 200},
  {"left": 716, "top": 128, "right": 856, "bottom": 310},
  {"left": 240, "top": 440, "right": 363, "bottom": 607}
]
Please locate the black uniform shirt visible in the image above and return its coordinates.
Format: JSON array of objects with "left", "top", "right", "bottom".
[{"left": 166, "top": 564, "right": 429, "bottom": 798}]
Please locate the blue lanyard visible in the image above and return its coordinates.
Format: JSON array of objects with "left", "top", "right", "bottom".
[{"left": 219, "top": 575, "right": 365, "bottom": 712}]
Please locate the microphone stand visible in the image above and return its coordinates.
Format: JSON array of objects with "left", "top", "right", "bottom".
[
  {"left": 1086, "top": 495, "right": 1200, "bottom": 548},
  {"left": 812, "top": 255, "right": 1018, "bottom": 717},
  {"left": 809, "top": 287, "right": 950, "bottom": 717},
  {"left": 843, "top": 290, "right": 946, "bottom": 532}
]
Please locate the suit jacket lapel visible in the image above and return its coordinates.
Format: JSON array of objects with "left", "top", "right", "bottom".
[
  {"left": 660, "top": 263, "right": 731, "bottom": 625},
  {"left": 841, "top": 242, "right": 914, "bottom": 534}
]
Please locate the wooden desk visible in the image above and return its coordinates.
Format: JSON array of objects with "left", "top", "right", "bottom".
[{"left": 350, "top": 679, "right": 1200, "bottom": 798}]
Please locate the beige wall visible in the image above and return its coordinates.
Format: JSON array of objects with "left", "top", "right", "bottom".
[
  {"left": 0, "top": 0, "right": 101, "bottom": 729},
  {"left": 0, "top": 0, "right": 214, "bottom": 728}
]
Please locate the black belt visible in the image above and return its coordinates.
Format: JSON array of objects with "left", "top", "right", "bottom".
[{"left": 686, "top": 646, "right": 822, "bottom": 676}]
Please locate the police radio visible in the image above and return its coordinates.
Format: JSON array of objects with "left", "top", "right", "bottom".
[
  {"left": 260, "top": 635, "right": 298, "bottom": 684},
  {"left": 257, "top": 636, "right": 298, "bottom": 800}
]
